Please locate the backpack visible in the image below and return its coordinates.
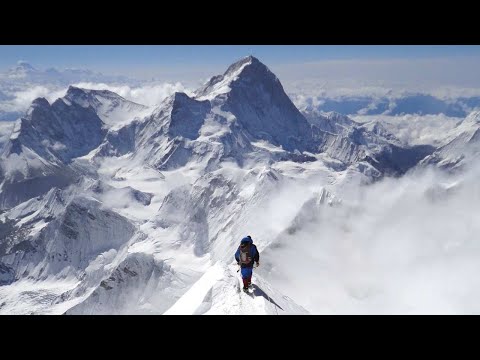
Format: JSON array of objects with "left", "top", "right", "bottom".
[{"left": 239, "top": 243, "right": 252, "bottom": 265}]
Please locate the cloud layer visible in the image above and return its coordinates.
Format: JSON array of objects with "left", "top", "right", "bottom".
[
  {"left": 259, "top": 163, "right": 480, "bottom": 314},
  {"left": 275, "top": 57, "right": 480, "bottom": 96}
]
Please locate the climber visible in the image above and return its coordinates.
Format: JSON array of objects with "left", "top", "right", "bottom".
[{"left": 234, "top": 235, "right": 260, "bottom": 292}]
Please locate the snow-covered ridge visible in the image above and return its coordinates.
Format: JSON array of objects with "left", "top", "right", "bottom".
[{"left": 164, "top": 262, "right": 307, "bottom": 315}]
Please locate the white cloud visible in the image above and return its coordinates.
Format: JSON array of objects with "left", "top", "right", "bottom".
[
  {"left": 71, "top": 82, "right": 193, "bottom": 106},
  {"left": 0, "top": 86, "right": 62, "bottom": 113},
  {"left": 290, "top": 86, "right": 480, "bottom": 105},
  {"left": 260, "top": 161, "right": 480, "bottom": 314}
]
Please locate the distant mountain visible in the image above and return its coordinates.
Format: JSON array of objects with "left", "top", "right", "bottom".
[{"left": 0, "top": 86, "right": 149, "bottom": 209}]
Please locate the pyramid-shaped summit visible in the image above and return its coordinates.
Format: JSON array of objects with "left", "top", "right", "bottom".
[{"left": 194, "top": 56, "right": 314, "bottom": 152}]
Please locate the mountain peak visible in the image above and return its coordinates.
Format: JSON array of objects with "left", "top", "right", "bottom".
[
  {"left": 66, "top": 85, "right": 90, "bottom": 96},
  {"left": 15, "top": 60, "right": 36, "bottom": 71},
  {"left": 223, "top": 55, "right": 262, "bottom": 75},
  {"left": 194, "top": 56, "right": 312, "bottom": 152},
  {"left": 31, "top": 97, "right": 50, "bottom": 107},
  {"left": 23, "top": 97, "right": 51, "bottom": 119},
  {"left": 7, "top": 61, "right": 38, "bottom": 78},
  {"left": 194, "top": 56, "right": 273, "bottom": 100},
  {"left": 64, "top": 86, "right": 133, "bottom": 105},
  {"left": 66, "top": 85, "right": 115, "bottom": 95},
  {"left": 63, "top": 86, "right": 99, "bottom": 108},
  {"left": 172, "top": 91, "right": 191, "bottom": 101},
  {"left": 60, "top": 86, "right": 148, "bottom": 129}
]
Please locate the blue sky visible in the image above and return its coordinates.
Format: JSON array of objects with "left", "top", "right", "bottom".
[
  {"left": 0, "top": 45, "right": 480, "bottom": 120},
  {"left": 1, "top": 45, "right": 480, "bottom": 92},
  {"left": 1, "top": 45, "right": 480, "bottom": 74}
]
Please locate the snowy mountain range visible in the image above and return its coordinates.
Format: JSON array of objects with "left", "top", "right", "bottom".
[{"left": 1, "top": 56, "right": 480, "bottom": 314}]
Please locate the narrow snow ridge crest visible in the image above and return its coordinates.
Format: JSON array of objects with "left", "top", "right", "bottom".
[{"left": 164, "top": 262, "right": 308, "bottom": 315}]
